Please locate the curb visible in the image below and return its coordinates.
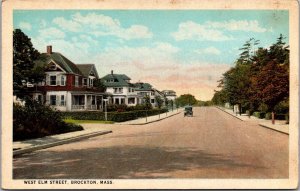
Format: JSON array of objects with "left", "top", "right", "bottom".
[
  {"left": 216, "top": 106, "right": 289, "bottom": 135},
  {"left": 13, "top": 130, "right": 112, "bottom": 156},
  {"left": 118, "top": 111, "right": 182, "bottom": 125},
  {"left": 259, "top": 124, "right": 289, "bottom": 135},
  {"left": 215, "top": 106, "right": 244, "bottom": 121}
]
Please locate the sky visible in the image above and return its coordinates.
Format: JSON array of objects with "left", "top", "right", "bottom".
[{"left": 13, "top": 10, "right": 289, "bottom": 100}]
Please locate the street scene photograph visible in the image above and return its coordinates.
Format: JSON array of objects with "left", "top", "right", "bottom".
[{"left": 2, "top": 1, "right": 298, "bottom": 188}]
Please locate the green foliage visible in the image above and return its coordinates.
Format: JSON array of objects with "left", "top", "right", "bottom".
[
  {"left": 212, "top": 34, "right": 289, "bottom": 116},
  {"left": 274, "top": 99, "right": 289, "bottom": 114},
  {"left": 61, "top": 108, "right": 168, "bottom": 122},
  {"left": 13, "top": 98, "right": 83, "bottom": 141},
  {"left": 175, "top": 94, "right": 197, "bottom": 106},
  {"left": 197, "top": 100, "right": 213, "bottom": 106},
  {"left": 143, "top": 95, "right": 153, "bottom": 110},
  {"left": 154, "top": 96, "right": 164, "bottom": 109},
  {"left": 13, "top": 29, "right": 43, "bottom": 98},
  {"left": 253, "top": 111, "right": 266, "bottom": 119},
  {"left": 93, "top": 79, "right": 106, "bottom": 92}
]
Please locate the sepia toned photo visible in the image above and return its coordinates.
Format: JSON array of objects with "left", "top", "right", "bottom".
[{"left": 1, "top": 0, "right": 299, "bottom": 189}]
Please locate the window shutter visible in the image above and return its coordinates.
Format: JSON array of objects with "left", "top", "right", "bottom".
[
  {"left": 46, "top": 95, "right": 50, "bottom": 105},
  {"left": 46, "top": 75, "right": 50, "bottom": 85},
  {"left": 56, "top": 95, "right": 59, "bottom": 106}
]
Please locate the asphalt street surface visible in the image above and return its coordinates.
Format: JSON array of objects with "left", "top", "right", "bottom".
[{"left": 13, "top": 107, "right": 288, "bottom": 179}]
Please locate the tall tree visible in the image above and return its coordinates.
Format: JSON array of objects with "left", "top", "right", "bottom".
[
  {"left": 13, "top": 29, "right": 42, "bottom": 98},
  {"left": 176, "top": 94, "right": 197, "bottom": 106}
]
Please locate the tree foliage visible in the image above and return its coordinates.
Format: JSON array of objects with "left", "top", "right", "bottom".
[
  {"left": 212, "top": 35, "right": 289, "bottom": 114},
  {"left": 175, "top": 94, "right": 197, "bottom": 106},
  {"left": 13, "top": 29, "right": 44, "bottom": 98},
  {"left": 155, "top": 95, "right": 164, "bottom": 109}
]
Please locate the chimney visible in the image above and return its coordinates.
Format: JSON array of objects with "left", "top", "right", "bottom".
[
  {"left": 111, "top": 70, "right": 113, "bottom": 75},
  {"left": 47, "top": 45, "right": 52, "bottom": 54}
]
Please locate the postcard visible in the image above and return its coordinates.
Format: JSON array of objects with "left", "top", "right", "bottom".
[{"left": 1, "top": 0, "right": 299, "bottom": 189}]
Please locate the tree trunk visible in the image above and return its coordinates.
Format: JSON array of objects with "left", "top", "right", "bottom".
[{"left": 271, "top": 111, "right": 275, "bottom": 125}]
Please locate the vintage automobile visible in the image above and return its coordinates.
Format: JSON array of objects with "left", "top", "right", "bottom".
[{"left": 184, "top": 105, "right": 193, "bottom": 117}]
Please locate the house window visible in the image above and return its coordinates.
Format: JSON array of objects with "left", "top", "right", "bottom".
[
  {"left": 151, "top": 99, "right": 155, "bottom": 104},
  {"left": 60, "top": 95, "right": 65, "bottom": 106},
  {"left": 128, "top": 98, "right": 135, "bottom": 104},
  {"left": 121, "top": 98, "right": 125, "bottom": 104},
  {"left": 115, "top": 98, "right": 120, "bottom": 105},
  {"left": 75, "top": 76, "right": 79, "bottom": 87},
  {"left": 83, "top": 78, "right": 87, "bottom": 86},
  {"left": 89, "top": 78, "right": 93, "bottom": 87},
  {"left": 61, "top": 76, "right": 65, "bottom": 86},
  {"left": 50, "top": 95, "right": 57, "bottom": 105},
  {"left": 50, "top": 76, "right": 56, "bottom": 85},
  {"left": 113, "top": 88, "right": 123, "bottom": 94},
  {"left": 151, "top": 92, "right": 154, "bottom": 96}
]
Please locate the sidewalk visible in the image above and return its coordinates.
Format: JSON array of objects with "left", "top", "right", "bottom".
[
  {"left": 13, "top": 129, "right": 112, "bottom": 156},
  {"left": 216, "top": 106, "right": 289, "bottom": 135},
  {"left": 117, "top": 108, "right": 183, "bottom": 125}
]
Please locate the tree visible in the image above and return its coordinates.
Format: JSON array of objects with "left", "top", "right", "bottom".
[
  {"left": 256, "top": 60, "right": 289, "bottom": 112},
  {"left": 143, "top": 95, "right": 152, "bottom": 110},
  {"left": 93, "top": 78, "right": 106, "bottom": 92},
  {"left": 154, "top": 96, "right": 163, "bottom": 109},
  {"left": 13, "top": 29, "right": 43, "bottom": 98},
  {"left": 175, "top": 94, "right": 197, "bottom": 106}
]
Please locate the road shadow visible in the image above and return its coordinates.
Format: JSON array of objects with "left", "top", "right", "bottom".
[{"left": 13, "top": 146, "right": 267, "bottom": 179}]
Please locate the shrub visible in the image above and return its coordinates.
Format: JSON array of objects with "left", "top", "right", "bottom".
[
  {"left": 61, "top": 108, "right": 168, "bottom": 122},
  {"left": 13, "top": 99, "right": 83, "bottom": 141},
  {"left": 274, "top": 100, "right": 289, "bottom": 114},
  {"left": 265, "top": 112, "right": 272, "bottom": 120},
  {"left": 253, "top": 111, "right": 265, "bottom": 119}
]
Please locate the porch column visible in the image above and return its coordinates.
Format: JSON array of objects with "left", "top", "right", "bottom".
[
  {"left": 95, "top": 95, "right": 97, "bottom": 110},
  {"left": 84, "top": 94, "right": 87, "bottom": 110},
  {"left": 101, "top": 96, "right": 104, "bottom": 111}
]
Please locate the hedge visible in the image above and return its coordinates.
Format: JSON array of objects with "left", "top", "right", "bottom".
[
  {"left": 61, "top": 108, "right": 168, "bottom": 122},
  {"left": 253, "top": 111, "right": 266, "bottom": 119},
  {"left": 265, "top": 112, "right": 289, "bottom": 121}
]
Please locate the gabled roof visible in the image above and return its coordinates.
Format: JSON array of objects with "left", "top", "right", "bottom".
[
  {"left": 76, "top": 64, "right": 99, "bottom": 78},
  {"left": 34, "top": 52, "right": 83, "bottom": 75},
  {"left": 101, "top": 74, "right": 131, "bottom": 87},
  {"left": 134, "top": 82, "right": 153, "bottom": 91}
]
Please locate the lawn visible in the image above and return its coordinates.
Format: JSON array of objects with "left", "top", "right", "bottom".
[{"left": 63, "top": 119, "right": 114, "bottom": 124}]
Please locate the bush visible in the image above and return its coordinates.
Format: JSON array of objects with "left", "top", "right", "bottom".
[
  {"left": 13, "top": 99, "right": 83, "bottom": 141},
  {"left": 265, "top": 112, "right": 272, "bottom": 120},
  {"left": 253, "top": 111, "right": 266, "bottom": 119},
  {"left": 265, "top": 112, "right": 288, "bottom": 121},
  {"left": 61, "top": 108, "right": 168, "bottom": 122},
  {"left": 274, "top": 100, "right": 289, "bottom": 114}
]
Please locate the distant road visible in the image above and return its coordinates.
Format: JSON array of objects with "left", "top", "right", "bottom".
[{"left": 14, "top": 107, "right": 288, "bottom": 179}]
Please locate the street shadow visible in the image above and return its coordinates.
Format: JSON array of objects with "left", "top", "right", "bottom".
[{"left": 13, "top": 146, "right": 266, "bottom": 179}]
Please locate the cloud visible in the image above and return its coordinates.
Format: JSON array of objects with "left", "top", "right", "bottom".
[
  {"left": 172, "top": 21, "right": 233, "bottom": 41},
  {"left": 195, "top": 46, "right": 221, "bottom": 55},
  {"left": 52, "top": 12, "right": 153, "bottom": 40},
  {"left": 172, "top": 19, "right": 270, "bottom": 41},
  {"left": 38, "top": 27, "right": 65, "bottom": 39},
  {"left": 53, "top": 17, "right": 81, "bottom": 32},
  {"left": 19, "top": 22, "right": 31, "bottom": 30},
  {"left": 206, "top": 19, "right": 268, "bottom": 32}
]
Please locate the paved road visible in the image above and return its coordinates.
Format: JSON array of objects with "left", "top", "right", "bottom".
[{"left": 13, "top": 107, "right": 288, "bottom": 179}]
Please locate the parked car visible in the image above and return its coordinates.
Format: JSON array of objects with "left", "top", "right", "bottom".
[{"left": 184, "top": 105, "right": 193, "bottom": 117}]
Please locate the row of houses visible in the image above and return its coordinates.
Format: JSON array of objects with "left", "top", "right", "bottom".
[{"left": 14, "top": 46, "right": 177, "bottom": 112}]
